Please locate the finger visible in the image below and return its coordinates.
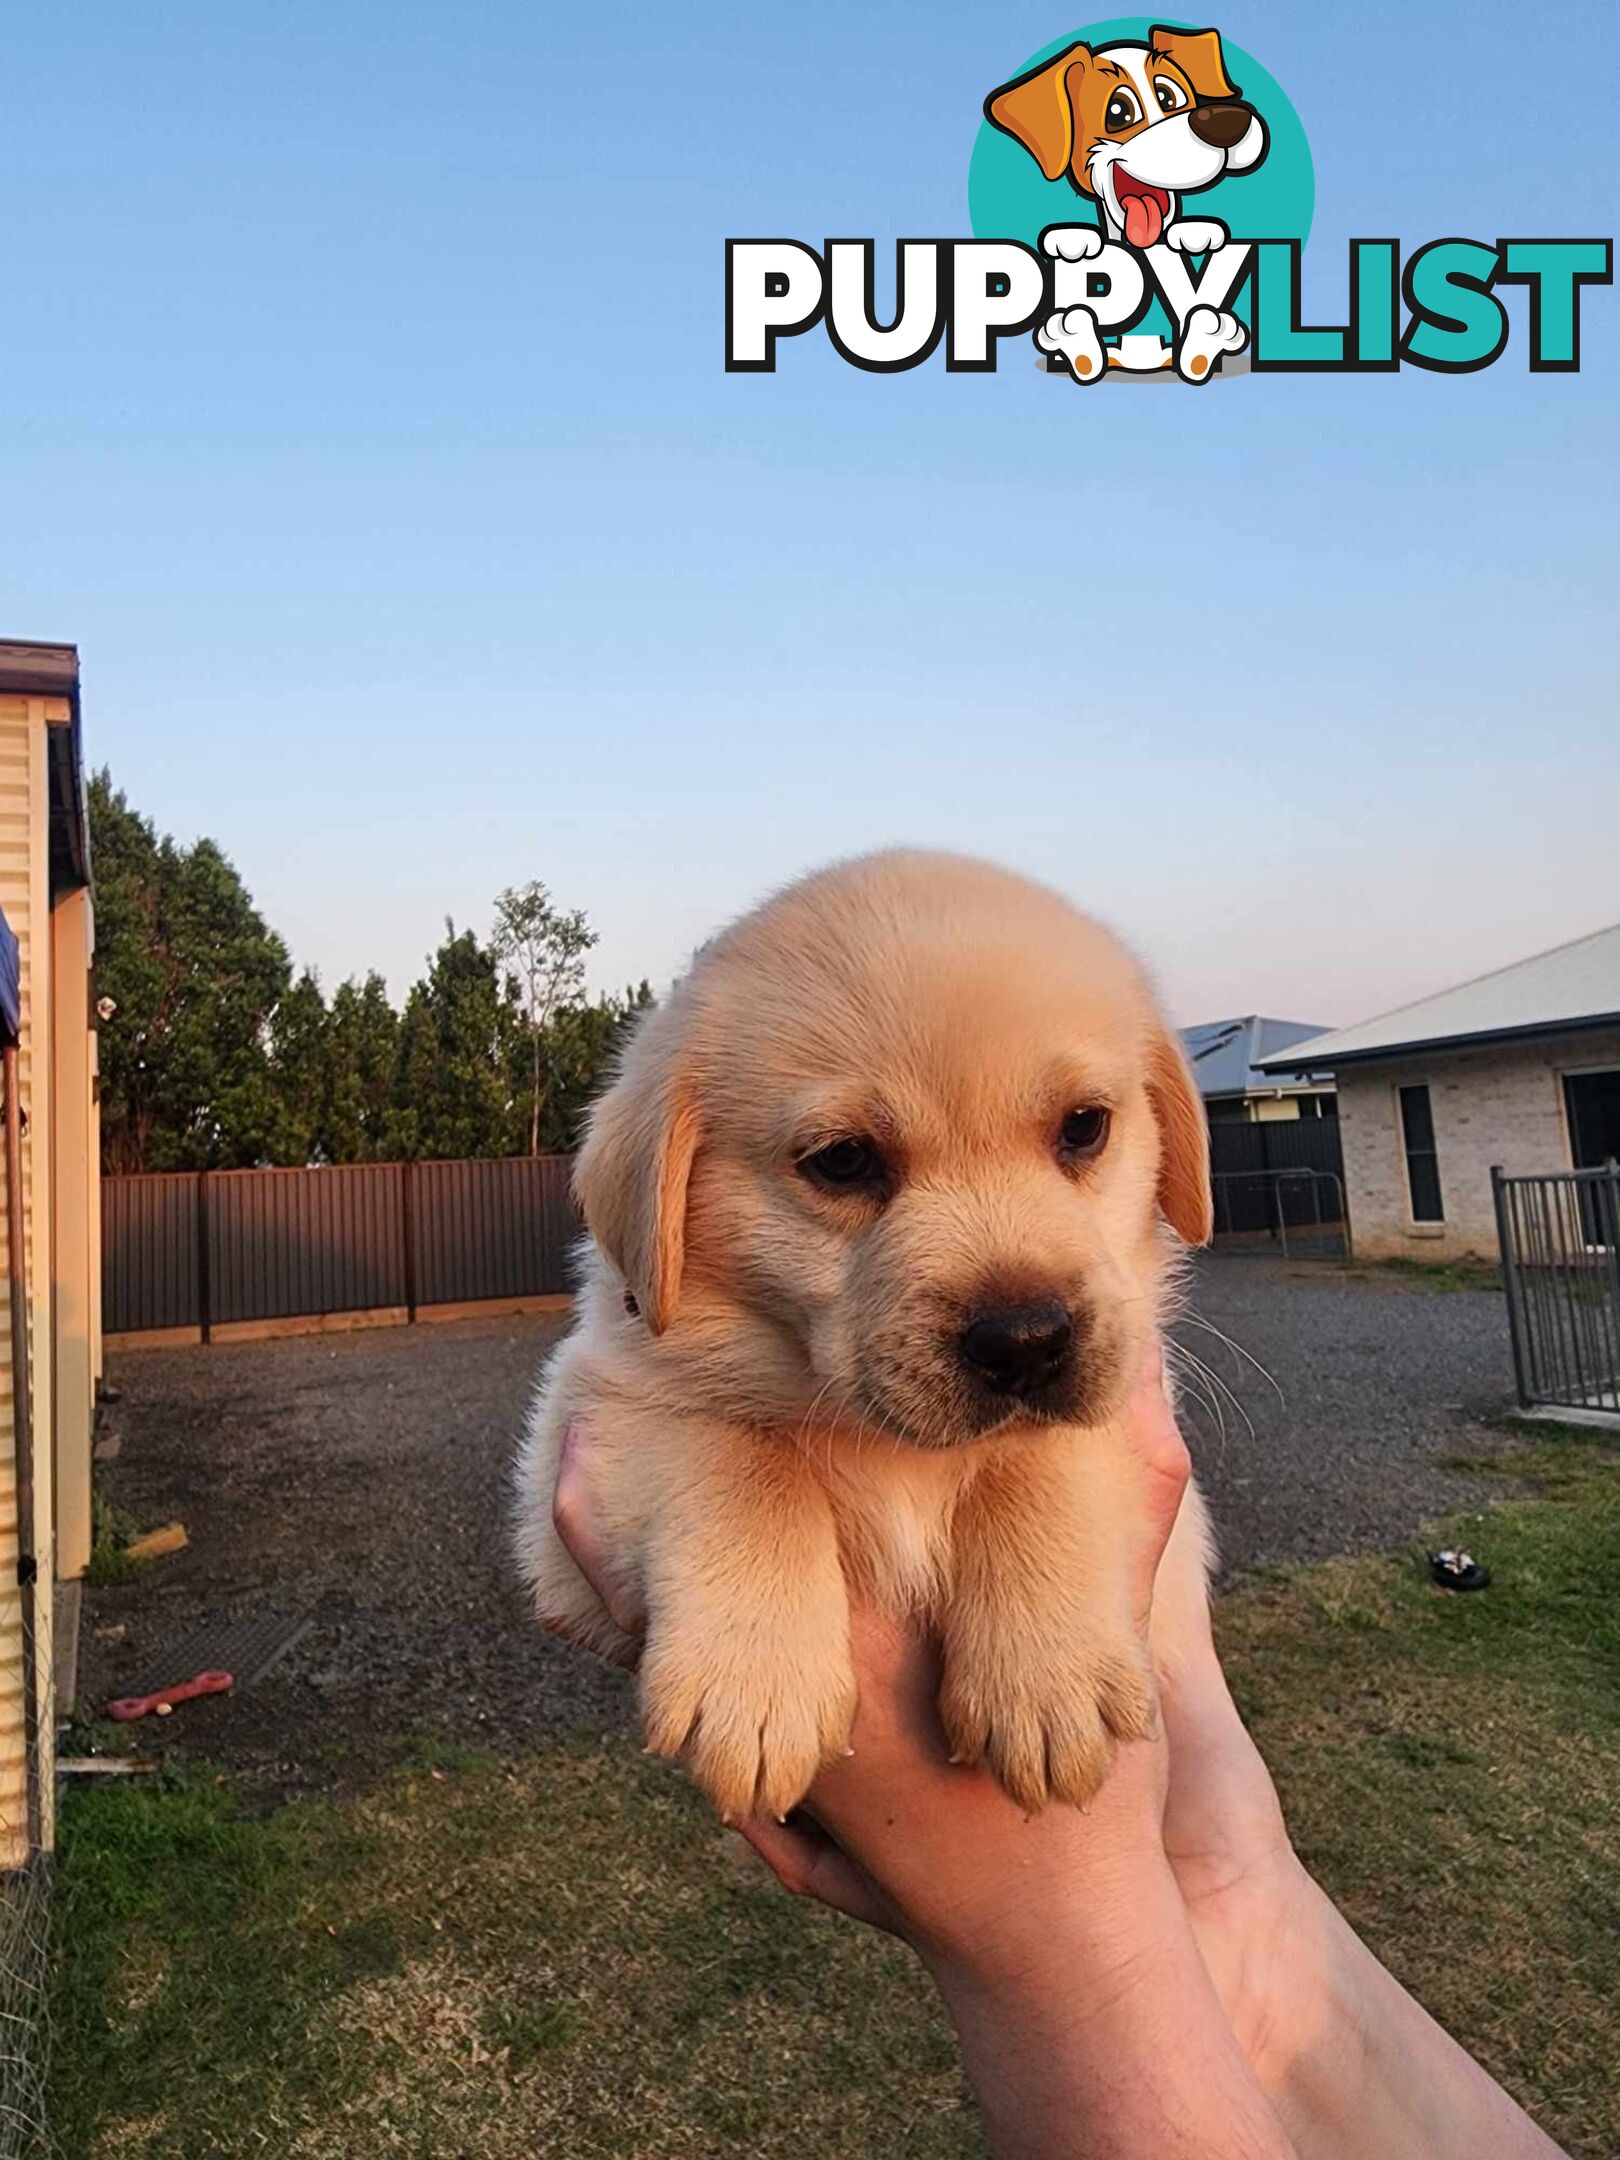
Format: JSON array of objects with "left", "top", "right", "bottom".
[
  {"left": 553, "top": 1415, "right": 645, "bottom": 1637},
  {"left": 731, "top": 1814, "right": 899, "bottom": 1933},
  {"left": 1122, "top": 1347, "right": 1193, "bottom": 1624}
]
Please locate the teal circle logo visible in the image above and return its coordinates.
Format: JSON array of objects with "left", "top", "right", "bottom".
[{"left": 969, "top": 18, "right": 1312, "bottom": 269}]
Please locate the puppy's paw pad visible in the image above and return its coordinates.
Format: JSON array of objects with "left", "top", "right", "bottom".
[
  {"left": 1176, "top": 304, "right": 1248, "bottom": 381},
  {"left": 1042, "top": 224, "right": 1105, "bottom": 262},
  {"left": 1035, "top": 306, "right": 1105, "bottom": 382}
]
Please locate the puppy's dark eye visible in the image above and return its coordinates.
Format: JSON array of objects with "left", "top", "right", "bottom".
[
  {"left": 1059, "top": 1106, "right": 1110, "bottom": 1158},
  {"left": 1153, "top": 76, "right": 1188, "bottom": 114},
  {"left": 1104, "top": 88, "right": 1141, "bottom": 131},
  {"left": 800, "top": 1137, "right": 885, "bottom": 1189}
]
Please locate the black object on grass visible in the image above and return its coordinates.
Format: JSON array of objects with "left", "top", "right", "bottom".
[{"left": 1428, "top": 1549, "right": 1491, "bottom": 1592}]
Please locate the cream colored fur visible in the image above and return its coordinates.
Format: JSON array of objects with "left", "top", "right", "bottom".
[{"left": 513, "top": 850, "right": 1214, "bottom": 1817}]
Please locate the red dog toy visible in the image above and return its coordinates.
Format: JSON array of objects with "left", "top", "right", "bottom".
[{"left": 107, "top": 1670, "right": 234, "bottom": 1721}]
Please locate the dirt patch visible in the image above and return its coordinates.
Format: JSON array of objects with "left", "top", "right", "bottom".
[
  {"left": 81, "top": 1315, "right": 628, "bottom": 1793},
  {"left": 81, "top": 1261, "right": 1519, "bottom": 1790}
]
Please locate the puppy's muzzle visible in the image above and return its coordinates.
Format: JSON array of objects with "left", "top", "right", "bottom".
[
  {"left": 1189, "top": 101, "right": 1253, "bottom": 150},
  {"left": 958, "top": 1298, "right": 1074, "bottom": 1399}
]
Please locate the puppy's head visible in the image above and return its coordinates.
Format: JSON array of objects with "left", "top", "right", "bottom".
[
  {"left": 985, "top": 27, "right": 1267, "bottom": 247},
  {"left": 577, "top": 851, "right": 1209, "bottom": 1449}
]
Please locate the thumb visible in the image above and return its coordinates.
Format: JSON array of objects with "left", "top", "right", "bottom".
[{"left": 1121, "top": 1345, "right": 1192, "bottom": 1630}]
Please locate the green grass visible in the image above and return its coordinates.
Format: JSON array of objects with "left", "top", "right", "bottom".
[
  {"left": 51, "top": 1744, "right": 965, "bottom": 2158},
  {"left": 53, "top": 1436, "right": 1620, "bottom": 2158},
  {"left": 84, "top": 1493, "right": 145, "bottom": 1587},
  {"left": 1353, "top": 1255, "right": 1506, "bottom": 1294},
  {"left": 1219, "top": 1435, "right": 1620, "bottom": 2156}
]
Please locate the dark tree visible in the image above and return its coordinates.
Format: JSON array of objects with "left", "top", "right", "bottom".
[
  {"left": 321, "top": 973, "right": 399, "bottom": 1163},
  {"left": 534, "top": 981, "right": 656, "bottom": 1151},
  {"left": 91, "top": 771, "right": 291, "bottom": 1171},
  {"left": 387, "top": 923, "right": 522, "bottom": 1160},
  {"left": 266, "top": 969, "right": 329, "bottom": 1165}
]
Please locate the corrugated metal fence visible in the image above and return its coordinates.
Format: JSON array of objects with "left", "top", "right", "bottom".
[
  {"left": 103, "top": 1156, "right": 580, "bottom": 1339},
  {"left": 105, "top": 1126, "right": 1349, "bottom": 1339}
]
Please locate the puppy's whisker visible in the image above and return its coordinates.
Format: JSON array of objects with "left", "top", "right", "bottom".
[
  {"left": 1164, "top": 1346, "right": 1226, "bottom": 1445},
  {"left": 1164, "top": 1339, "right": 1222, "bottom": 1426},
  {"left": 1166, "top": 1339, "right": 1255, "bottom": 1457},
  {"left": 1177, "top": 1313, "right": 1283, "bottom": 1403}
]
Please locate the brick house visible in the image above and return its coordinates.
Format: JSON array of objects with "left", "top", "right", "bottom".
[{"left": 1258, "top": 925, "right": 1620, "bottom": 1263}]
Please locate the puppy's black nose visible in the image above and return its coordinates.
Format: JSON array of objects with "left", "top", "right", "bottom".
[
  {"left": 1189, "top": 101, "right": 1252, "bottom": 150},
  {"left": 959, "top": 1300, "right": 1074, "bottom": 1395}
]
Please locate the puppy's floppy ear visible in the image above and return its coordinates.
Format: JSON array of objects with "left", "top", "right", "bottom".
[
  {"left": 573, "top": 1002, "right": 700, "bottom": 1335},
  {"left": 1146, "top": 1027, "right": 1213, "bottom": 1247},
  {"left": 1149, "top": 24, "right": 1238, "bottom": 102},
  {"left": 984, "top": 43, "right": 1093, "bottom": 183}
]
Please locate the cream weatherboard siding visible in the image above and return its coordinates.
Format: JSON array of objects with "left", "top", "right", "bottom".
[
  {"left": 52, "top": 886, "right": 98, "bottom": 1583},
  {"left": 1336, "top": 1026, "right": 1620, "bottom": 1263},
  {"left": 0, "top": 694, "right": 55, "bottom": 1863}
]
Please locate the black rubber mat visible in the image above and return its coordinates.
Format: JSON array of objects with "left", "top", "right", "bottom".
[{"left": 118, "top": 1611, "right": 313, "bottom": 1698}]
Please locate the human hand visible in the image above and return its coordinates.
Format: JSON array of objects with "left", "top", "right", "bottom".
[
  {"left": 553, "top": 1351, "right": 1196, "bottom": 1970},
  {"left": 553, "top": 1368, "right": 1564, "bottom": 2160},
  {"left": 553, "top": 1362, "right": 1296, "bottom": 2156},
  {"left": 723, "top": 1348, "right": 1198, "bottom": 1981}
]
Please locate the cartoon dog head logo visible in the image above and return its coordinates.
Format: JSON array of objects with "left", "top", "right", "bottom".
[
  {"left": 985, "top": 25, "right": 1267, "bottom": 250},
  {"left": 724, "top": 25, "right": 1611, "bottom": 384}
]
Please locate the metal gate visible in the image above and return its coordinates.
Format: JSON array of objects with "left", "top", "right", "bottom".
[
  {"left": 1209, "top": 1169, "right": 1350, "bottom": 1261},
  {"left": 1493, "top": 1164, "right": 1620, "bottom": 1422},
  {"left": 1206, "top": 1117, "right": 1348, "bottom": 1258}
]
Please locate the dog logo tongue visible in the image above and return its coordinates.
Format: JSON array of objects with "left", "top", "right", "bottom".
[{"left": 1119, "top": 178, "right": 1167, "bottom": 249}]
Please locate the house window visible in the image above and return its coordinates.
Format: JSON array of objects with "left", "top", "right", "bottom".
[
  {"left": 1564, "top": 1068, "right": 1620, "bottom": 1248},
  {"left": 1564, "top": 1069, "right": 1620, "bottom": 1170},
  {"left": 1398, "top": 1084, "right": 1444, "bottom": 1222}
]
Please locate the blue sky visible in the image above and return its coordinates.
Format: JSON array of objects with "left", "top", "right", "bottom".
[{"left": 4, "top": 1, "right": 1616, "bottom": 1027}]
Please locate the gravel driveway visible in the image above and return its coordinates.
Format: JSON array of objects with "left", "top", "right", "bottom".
[
  {"left": 1172, "top": 1255, "right": 1514, "bottom": 1568},
  {"left": 82, "top": 1258, "right": 1517, "bottom": 1785}
]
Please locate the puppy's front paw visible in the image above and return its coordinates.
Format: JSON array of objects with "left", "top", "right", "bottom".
[
  {"left": 640, "top": 1624, "right": 857, "bottom": 1819},
  {"left": 1042, "top": 223, "right": 1105, "bottom": 263},
  {"left": 1163, "top": 217, "right": 1228, "bottom": 255},
  {"left": 940, "top": 1632, "right": 1156, "bottom": 1812}
]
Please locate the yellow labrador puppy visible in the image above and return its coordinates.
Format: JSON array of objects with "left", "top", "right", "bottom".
[{"left": 514, "top": 850, "right": 1213, "bottom": 1819}]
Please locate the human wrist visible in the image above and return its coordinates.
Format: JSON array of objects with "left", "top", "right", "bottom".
[
  {"left": 921, "top": 1836, "right": 1189, "bottom": 2011},
  {"left": 1182, "top": 1851, "right": 1339, "bottom": 2105},
  {"left": 929, "top": 1860, "right": 1297, "bottom": 2160},
  {"left": 1244, "top": 1875, "right": 1565, "bottom": 2159},
  {"left": 904, "top": 1745, "right": 1173, "bottom": 1995}
]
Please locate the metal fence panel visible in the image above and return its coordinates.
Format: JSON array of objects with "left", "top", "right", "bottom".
[
  {"left": 1494, "top": 1165, "right": 1620, "bottom": 1419},
  {"left": 413, "top": 1155, "right": 580, "bottom": 1305},
  {"left": 103, "top": 1154, "right": 583, "bottom": 1336},
  {"left": 102, "top": 1174, "right": 200, "bottom": 1333},
  {"left": 206, "top": 1164, "right": 408, "bottom": 1324}
]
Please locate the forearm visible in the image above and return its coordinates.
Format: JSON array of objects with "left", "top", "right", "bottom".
[
  {"left": 1247, "top": 1868, "right": 1565, "bottom": 2160},
  {"left": 928, "top": 1861, "right": 1296, "bottom": 2160}
]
